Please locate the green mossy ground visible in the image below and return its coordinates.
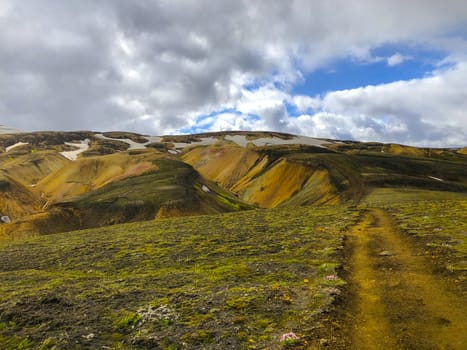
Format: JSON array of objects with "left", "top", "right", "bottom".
[
  {"left": 382, "top": 199, "right": 467, "bottom": 276},
  {"left": 362, "top": 188, "right": 467, "bottom": 293},
  {"left": 0, "top": 205, "right": 357, "bottom": 349}
]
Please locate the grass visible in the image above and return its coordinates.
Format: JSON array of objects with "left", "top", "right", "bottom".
[
  {"left": 0, "top": 132, "right": 95, "bottom": 151},
  {"left": 328, "top": 141, "right": 467, "bottom": 163},
  {"left": 380, "top": 199, "right": 467, "bottom": 274},
  {"left": 101, "top": 132, "right": 149, "bottom": 144},
  {"left": 363, "top": 189, "right": 467, "bottom": 278},
  {"left": 81, "top": 139, "right": 130, "bottom": 157},
  {"left": 0, "top": 205, "right": 358, "bottom": 349},
  {"left": 363, "top": 188, "right": 467, "bottom": 205}
]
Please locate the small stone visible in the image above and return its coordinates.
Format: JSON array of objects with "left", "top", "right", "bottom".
[
  {"left": 379, "top": 250, "right": 393, "bottom": 256},
  {"left": 82, "top": 333, "right": 95, "bottom": 340},
  {"left": 320, "top": 338, "right": 329, "bottom": 346}
]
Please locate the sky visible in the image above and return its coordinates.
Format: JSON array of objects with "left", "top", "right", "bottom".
[{"left": 1, "top": 1, "right": 467, "bottom": 147}]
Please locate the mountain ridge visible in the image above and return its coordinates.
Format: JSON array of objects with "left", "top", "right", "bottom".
[{"left": 0, "top": 130, "right": 466, "bottom": 238}]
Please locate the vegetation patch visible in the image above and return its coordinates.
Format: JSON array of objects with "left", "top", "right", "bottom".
[
  {"left": 0, "top": 205, "right": 358, "bottom": 349},
  {"left": 102, "top": 132, "right": 149, "bottom": 144},
  {"left": 0, "top": 132, "right": 95, "bottom": 151},
  {"left": 381, "top": 199, "right": 467, "bottom": 280},
  {"left": 161, "top": 135, "right": 203, "bottom": 143},
  {"left": 81, "top": 139, "right": 130, "bottom": 157}
]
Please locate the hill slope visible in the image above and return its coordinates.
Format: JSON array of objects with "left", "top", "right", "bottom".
[
  {"left": 0, "top": 130, "right": 466, "bottom": 237},
  {"left": 0, "top": 205, "right": 358, "bottom": 349}
]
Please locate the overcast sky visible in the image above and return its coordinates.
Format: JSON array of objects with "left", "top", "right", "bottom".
[{"left": 1, "top": 1, "right": 467, "bottom": 146}]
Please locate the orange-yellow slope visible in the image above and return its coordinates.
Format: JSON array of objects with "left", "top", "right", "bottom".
[
  {"left": 182, "top": 144, "right": 261, "bottom": 188},
  {"left": 183, "top": 144, "right": 340, "bottom": 208},
  {"left": 234, "top": 158, "right": 315, "bottom": 208},
  {"left": 0, "top": 174, "right": 41, "bottom": 219},
  {"left": 37, "top": 151, "right": 162, "bottom": 204}
]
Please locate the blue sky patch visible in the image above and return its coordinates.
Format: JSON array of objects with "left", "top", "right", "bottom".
[{"left": 292, "top": 45, "right": 447, "bottom": 97}]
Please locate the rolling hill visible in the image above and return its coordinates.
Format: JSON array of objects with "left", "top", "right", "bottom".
[{"left": 0, "top": 130, "right": 466, "bottom": 238}]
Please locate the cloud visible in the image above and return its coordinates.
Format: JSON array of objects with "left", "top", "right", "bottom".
[
  {"left": 0, "top": 1, "right": 466, "bottom": 146},
  {"left": 290, "top": 63, "right": 467, "bottom": 146},
  {"left": 387, "top": 52, "right": 410, "bottom": 66}
]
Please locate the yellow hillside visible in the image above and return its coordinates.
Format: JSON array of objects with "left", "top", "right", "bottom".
[
  {"left": 282, "top": 168, "right": 341, "bottom": 206},
  {"left": 0, "top": 150, "right": 69, "bottom": 186},
  {"left": 384, "top": 144, "right": 426, "bottom": 157},
  {"left": 183, "top": 144, "right": 344, "bottom": 208},
  {"left": 37, "top": 151, "right": 163, "bottom": 203},
  {"left": 182, "top": 144, "right": 261, "bottom": 188},
  {"left": 0, "top": 174, "right": 41, "bottom": 219},
  {"left": 233, "top": 158, "right": 315, "bottom": 208}
]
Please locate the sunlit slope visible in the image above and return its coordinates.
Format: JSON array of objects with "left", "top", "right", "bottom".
[
  {"left": 182, "top": 144, "right": 261, "bottom": 188},
  {"left": 45, "top": 157, "right": 252, "bottom": 230},
  {"left": 0, "top": 157, "right": 251, "bottom": 236},
  {"left": 0, "top": 173, "right": 41, "bottom": 219},
  {"left": 0, "top": 149, "right": 69, "bottom": 221},
  {"left": 0, "top": 149, "right": 69, "bottom": 186},
  {"left": 183, "top": 144, "right": 363, "bottom": 207},
  {"left": 37, "top": 151, "right": 161, "bottom": 204},
  {"left": 183, "top": 138, "right": 467, "bottom": 208},
  {"left": 182, "top": 144, "right": 324, "bottom": 208},
  {"left": 1, "top": 130, "right": 466, "bottom": 238}
]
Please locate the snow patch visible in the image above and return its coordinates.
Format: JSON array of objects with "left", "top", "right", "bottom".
[
  {"left": 6, "top": 142, "right": 29, "bottom": 152},
  {"left": 428, "top": 176, "right": 444, "bottom": 182},
  {"left": 225, "top": 135, "right": 328, "bottom": 148},
  {"left": 172, "top": 137, "right": 219, "bottom": 149},
  {"left": 144, "top": 136, "right": 163, "bottom": 144},
  {"left": 90, "top": 133, "right": 328, "bottom": 152},
  {"left": 224, "top": 135, "right": 249, "bottom": 147},
  {"left": 95, "top": 134, "right": 146, "bottom": 150},
  {"left": 60, "top": 139, "right": 90, "bottom": 161},
  {"left": 95, "top": 134, "right": 164, "bottom": 150}
]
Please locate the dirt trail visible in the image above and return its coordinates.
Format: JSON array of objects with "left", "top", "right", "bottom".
[{"left": 345, "top": 208, "right": 467, "bottom": 350}]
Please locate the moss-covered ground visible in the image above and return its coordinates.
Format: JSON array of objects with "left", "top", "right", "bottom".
[
  {"left": 381, "top": 199, "right": 467, "bottom": 278},
  {"left": 362, "top": 188, "right": 467, "bottom": 279},
  {"left": 0, "top": 205, "right": 358, "bottom": 349}
]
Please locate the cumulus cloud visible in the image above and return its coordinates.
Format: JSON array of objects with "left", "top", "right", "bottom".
[
  {"left": 0, "top": 1, "right": 466, "bottom": 146},
  {"left": 387, "top": 52, "right": 410, "bottom": 66},
  {"left": 319, "top": 63, "right": 467, "bottom": 145}
]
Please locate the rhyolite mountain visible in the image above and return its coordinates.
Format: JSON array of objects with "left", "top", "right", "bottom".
[{"left": 0, "top": 130, "right": 466, "bottom": 238}]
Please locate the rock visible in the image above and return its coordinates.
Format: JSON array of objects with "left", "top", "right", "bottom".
[
  {"left": 379, "top": 250, "right": 393, "bottom": 256},
  {"left": 1, "top": 216, "right": 11, "bottom": 224},
  {"left": 320, "top": 338, "right": 329, "bottom": 346},
  {"left": 82, "top": 333, "right": 95, "bottom": 340}
]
